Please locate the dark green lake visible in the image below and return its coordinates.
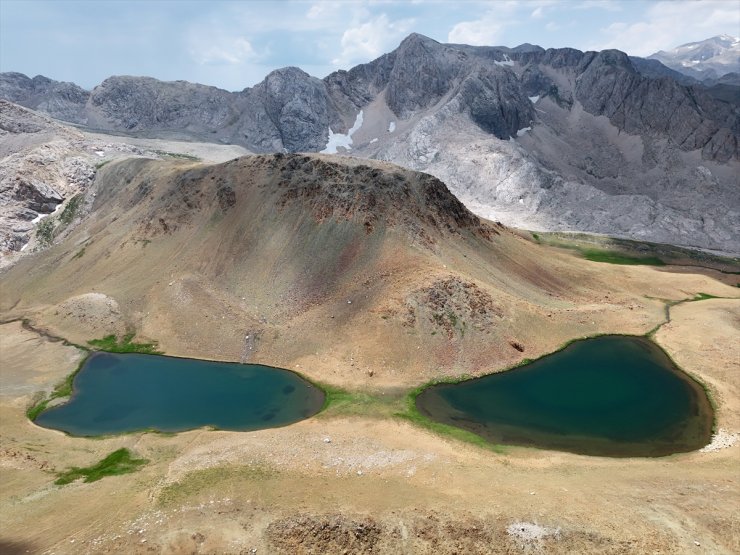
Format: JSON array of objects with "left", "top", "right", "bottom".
[
  {"left": 416, "top": 336, "right": 713, "bottom": 457},
  {"left": 35, "top": 353, "right": 325, "bottom": 436}
]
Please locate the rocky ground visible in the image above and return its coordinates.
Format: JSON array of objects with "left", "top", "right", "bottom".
[
  {"left": 352, "top": 92, "right": 740, "bottom": 254},
  {"left": 0, "top": 141, "right": 737, "bottom": 554},
  {"left": 0, "top": 269, "right": 738, "bottom": 554},
  {"left": 0, "top": 100, "right": 248, "bottom": 266}
]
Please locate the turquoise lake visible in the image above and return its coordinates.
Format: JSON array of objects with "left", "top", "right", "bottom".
[
  {"left": 35, "top": 352, "right": 325, "bottom": 436},
  {"left": 416, "top": 336, "right": 713, "bottom": 457}
]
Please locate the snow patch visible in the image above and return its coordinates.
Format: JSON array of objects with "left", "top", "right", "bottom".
[
  {"left": 516, "top": 127, "right": 532, "bottom": 137},
  {"left": 321, "top": 110, "right": 364, "bottom": 154},
  {"left": 388, "top": 121, "right": 396, "bottom": 133},
  {"left": 30, "top": 200, "right": 66, "bottom": 226},
  {"left": 528, "top": 95, "right": 540, "bottom": 104},
  {"left": 494, "top": 54, "right": 515, "bottom": 67},
  {"left": 30, "top": 202, "right": 64, "bottom": 224}
]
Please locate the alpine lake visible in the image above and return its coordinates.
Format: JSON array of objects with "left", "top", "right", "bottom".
[
  {"left": 35, "top": 352, "right": 325, "bottom": 436},
  {"left": 36, "top": 336, "right": 713, "bottom": 457},
  {"left": 416, "top": 336, "right": 714, "bottom": 457}
]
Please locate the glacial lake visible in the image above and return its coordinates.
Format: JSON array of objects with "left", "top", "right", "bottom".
[
  {"left": 416, "top": 336, "right": 713, "bottom": 457},
  {"left": 35, "top": 352, "right": 325, "bottom": 436}
]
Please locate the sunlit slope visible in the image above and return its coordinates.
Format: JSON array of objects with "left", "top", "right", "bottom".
[{"left": 2, "top": 153, "right": 735, "bottom": 387}]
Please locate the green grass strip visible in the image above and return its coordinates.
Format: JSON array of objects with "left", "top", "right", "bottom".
[
  {"left": 580, "top": 248, "right": 665, "bottom": 266},
  {"left": 692, "top": 293, "right": 721, "bottom": 301},
  {"left": 88, "top": 332, "right": 161, "bottom": 354},
  {"left": 28, "top": 331, "right": 160, "bottom": 420},
  {"left": 26, "top": 354, "right": 89, "bottom": 420},
  {"left": 152, "top": 150, "right": 200, "bottom": 161},
  {"left": 26, "top": 399, "right": 51, "bottom": 421},
  {"left": 58, "top": 194, "right": 83, "bottom": 225},
  {"left": 314, "top": 378, "right": 505, "bottom": 451},
  {"left": 55, "top": 448, "right": 147, "bottom": 485},
  {"left": 394, "top": 379, "right": 506, "bottom": 453},
  {"left": 314, "top": 382, "right": 404, "bottom": 419}
]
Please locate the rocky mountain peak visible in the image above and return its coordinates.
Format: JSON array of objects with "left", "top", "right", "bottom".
[
  {"left": 591, "top": 49, "right": 635, "bottom": 71},
  {"left": 386, "top": 33, "right": 459, "bottom": 117},
  {"left": 252, "top": 68, "right": 339, "bottom": 152},
  {"left": 263, "top": 66, "right": 314, "bottom": 88},
  {"left": 511, "top": 43, "right": 545, "bottom": 54},
  {"left": 398, "top": 32, "right": 441, "bottom": 49}
]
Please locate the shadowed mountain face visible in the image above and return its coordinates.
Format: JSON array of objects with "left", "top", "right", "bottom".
[{"left": 2, "top": 33, "right": 738, "bottom": 252}]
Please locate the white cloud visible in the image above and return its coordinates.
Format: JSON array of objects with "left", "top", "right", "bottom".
[
  {"left": 576, "top": 0, "right": 622, "bottom": 11},
  {"left": 530, "top": 1, "right": 561, "bottom": 19},
  {"left": 447, "top": 2, "right": 520, "bottom": 46},
  {"left": 190, "top": 37, "right": 257, "bottom": 65},
  {"left": 593, "top": 1, "right": 740, "bottom": 56},
  {"left": 448, "top": 19, "right": 504, "bottom": 46},
  {"left": 332, "top": 14, "right": 414, "bottom": 66},
  {"left": 306, "top": 1, "right": 344, "bottom": 20},
  {"left": 186, "top": 15, "right": 262, "bottom": 66}
]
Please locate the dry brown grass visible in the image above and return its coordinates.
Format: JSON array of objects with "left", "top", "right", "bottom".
[{"left": 1, "top": 154, "right": 738, "bottom": 553}]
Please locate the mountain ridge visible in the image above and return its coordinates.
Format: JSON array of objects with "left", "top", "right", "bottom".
[
  {"left": 648, "top": 34, "right": 740, "bottom": 82},
  {"left": 1, "top": 33, "right": 738, "bottom": 253},
  {"left": 3, "top": 34, "right": 736, "bottom": 160}
]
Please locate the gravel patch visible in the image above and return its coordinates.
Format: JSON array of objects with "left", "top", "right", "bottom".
[{"left": 699, "top": 428, "right": 739, "bottom": 453}]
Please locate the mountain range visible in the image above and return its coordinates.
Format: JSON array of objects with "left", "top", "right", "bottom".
[
  {"left": 1, "top": 33, "right": 738, "bottom": 253},
  {"left": 648, "top": 34, "right": 740, "bottom": 83}
]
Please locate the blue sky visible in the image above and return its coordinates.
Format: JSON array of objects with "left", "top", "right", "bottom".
[{"left": 1, "top": 0, "right": 738, "bottom": 91}]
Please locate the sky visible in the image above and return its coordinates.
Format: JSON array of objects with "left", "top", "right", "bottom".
[{"left": 1, "top": 0, "right": 738, "bottom": 91}]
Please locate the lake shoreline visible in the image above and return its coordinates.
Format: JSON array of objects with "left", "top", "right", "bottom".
[
  {"left": 33, "top": 351, "right": 326, "bottom": 437},
  {"left": 414, "top": 334, "right": 715, "bottom": 457}
]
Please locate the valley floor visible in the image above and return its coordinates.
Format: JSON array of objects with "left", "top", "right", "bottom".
[{"left": 1, "top": 257, "right": 739, "bottom": 554}]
